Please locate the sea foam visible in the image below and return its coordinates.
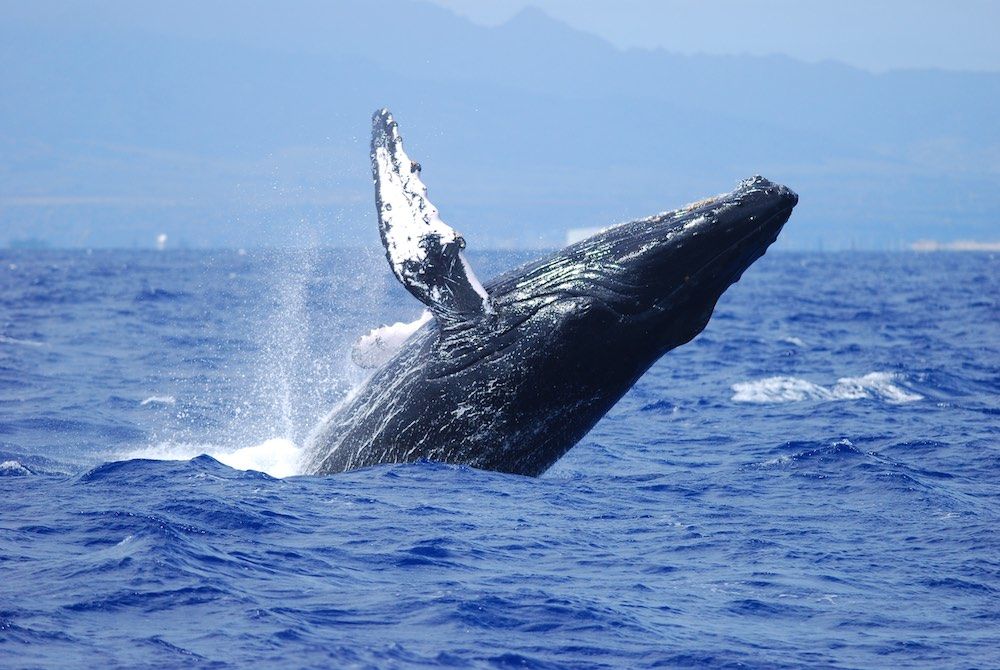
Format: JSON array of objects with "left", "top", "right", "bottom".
[{"left": 731, "top": 372, "right": 922, "bottom": 404}]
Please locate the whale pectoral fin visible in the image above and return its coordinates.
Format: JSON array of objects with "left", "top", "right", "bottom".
[
  {"left": 351, "top": 311, "right": 433, "bottom": 369},
  {"left": 371, "top": 108, "right": 492, "bottom": 324}
]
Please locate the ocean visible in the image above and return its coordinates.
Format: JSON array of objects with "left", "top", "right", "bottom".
[{"left": 1, "top": 249, "right": 997, "bottom": 669}]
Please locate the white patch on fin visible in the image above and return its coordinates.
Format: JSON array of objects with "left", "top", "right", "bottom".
[
  {"left": 371, "top": 109, "right": 491, "bottom": 321},
  {"left": 372, "top": 119, "right": 458, "bottom": 283},
  {"left": 351, "top": 311, "right": 432, "bottom": 369}
]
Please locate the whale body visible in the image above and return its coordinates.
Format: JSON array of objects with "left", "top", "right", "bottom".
[{"left": 304, "top": 110, "right": 798, "bottom": 476}]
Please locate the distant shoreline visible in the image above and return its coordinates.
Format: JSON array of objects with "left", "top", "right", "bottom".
[{"left": 909, "top": 240, "right": 1000, "bottom": 252}]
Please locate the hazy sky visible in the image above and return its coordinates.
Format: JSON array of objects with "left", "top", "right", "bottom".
[
  {"left": 2, "top": 0, "right": 997, "bottom": 248},
  {"left": 427, "top": 0, "right": 1000, "bottom": 72}
]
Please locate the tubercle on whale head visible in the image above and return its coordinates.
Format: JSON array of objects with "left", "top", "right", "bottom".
[{"left": 731, "top": 175, "right": 798, "bottom": 215}]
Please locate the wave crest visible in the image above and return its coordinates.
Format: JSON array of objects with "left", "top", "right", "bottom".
[{"left": 731, "top": 372, "right": 922, "bottom": 405}]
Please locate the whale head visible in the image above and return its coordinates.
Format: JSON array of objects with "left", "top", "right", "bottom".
[
  {"left": 488, "top": 176, "right": 797, "bottom": 368},
  {"left": 611, "top": 175, "right": 797, "bottom": 349}
]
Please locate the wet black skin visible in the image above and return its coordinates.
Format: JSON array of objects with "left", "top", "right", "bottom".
[{"left": 304, "top": 177, "right": 798, "bottom": 476}]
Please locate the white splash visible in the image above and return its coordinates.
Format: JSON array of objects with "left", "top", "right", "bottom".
[
  {"left": 120, "top": 437, "right": 304, "bottom": 479},
  {"left": 140, "top": 395, "right": 176, "bottom": 406},
  {"left": 352, "top": 311, "right": 431, "bottom": 369},
  {"left": 211, "top": 438, "right": 303, "bottom": 478},
  {"left": 731, "top": 372, "right": 922, "bottom": 405}
]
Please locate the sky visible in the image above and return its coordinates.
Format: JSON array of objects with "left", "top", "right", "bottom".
[{"left": 428, "top": 0, "right": 1000, "bottom": 72}]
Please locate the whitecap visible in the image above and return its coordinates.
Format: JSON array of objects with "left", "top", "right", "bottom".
[
  {"left": 731, "top": 372, "right": 922, "bottom": 405},
  {"left": 779, "top": 336, "right": 806, "bottom": 347},
  {"left": 0, "top": 460, "right": 32, "bottom": 476},
  {"left": 0, "top": 335, "right": 45, "bottom": 347},
  {"left": 140, "top": 395, "right": 176, "bottom": 406}
]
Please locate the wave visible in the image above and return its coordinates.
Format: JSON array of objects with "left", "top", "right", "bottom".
[
  {"left": 731, "top": 372, "right": 922, "bottom": 404},
  {"left": 140, "top": 395, "right": 176, "bottom": 406},
  {"left": 119, "top": 437, "right": 303, "bottom": 478},
  {"left": 0, "top": 459, "right": 33, "bottom": 476},
  {"left": 0, "top": 335, "right": 45, "bottom": 347}
]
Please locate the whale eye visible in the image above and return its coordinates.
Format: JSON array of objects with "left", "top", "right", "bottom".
[
  {"left": 410, "top": 161, "right": 421, "bottom": 174},
  {"left": 456, "top": 236, "right": 466, "bottom": 250}
]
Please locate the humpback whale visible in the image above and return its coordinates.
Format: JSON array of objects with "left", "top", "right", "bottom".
[{"left": 304, "top": 109, "right": 798, "bottom": 476}]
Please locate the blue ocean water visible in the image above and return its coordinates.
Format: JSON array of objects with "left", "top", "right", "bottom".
[{"left": 1, "top": 249, "right": 998, "bottom": 669}]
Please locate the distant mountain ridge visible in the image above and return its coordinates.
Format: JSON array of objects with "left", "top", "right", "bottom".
[{"left": 1, "top": 0, "right": 997, "bottom": 248}]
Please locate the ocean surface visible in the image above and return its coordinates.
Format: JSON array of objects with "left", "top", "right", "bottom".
[{"left": 1, "top": 249, "right": 997, "bottom": 669}]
